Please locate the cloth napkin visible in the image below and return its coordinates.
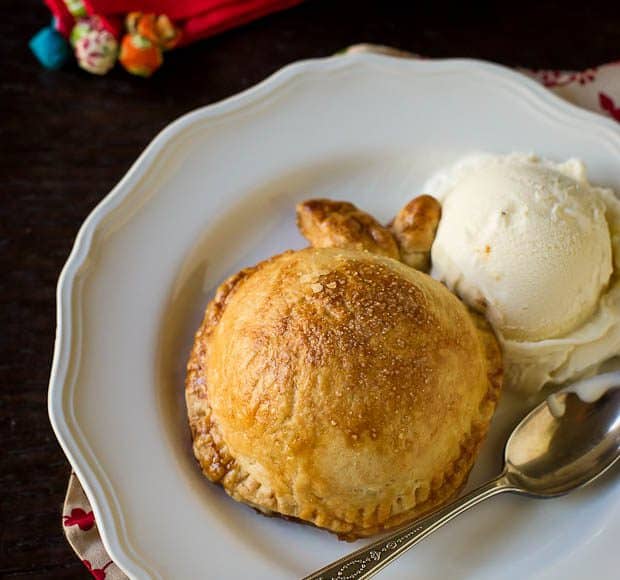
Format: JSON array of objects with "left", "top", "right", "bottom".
[
  {"left": 61, "top": 44, "right": 620, "bottom": 580},
  {"left": 47, "top": 0, "right": 304, "bottom": 45},
  {"left": 86, "top": 0, "right": 302, "bottom": 45}
]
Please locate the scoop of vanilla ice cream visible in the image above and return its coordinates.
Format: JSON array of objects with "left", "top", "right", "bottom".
[{"left": 428, "top": 154, "right": 620, "bottom": 392}]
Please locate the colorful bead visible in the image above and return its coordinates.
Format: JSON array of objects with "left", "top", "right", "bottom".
[
  {"left": 153, "top": 14, "right": 180, "bottom": 49},
  {"left": 119, "top": 13, "right": 180, "bottom": 77},
  {"left": 71, "top": 17, "right": 118, "bottom": 75},
  {"left": 126, "top": 13, "right": 180, "bottom": 50},
  {"left": 119, "top": 34, "right": 162, "bottom": 77},
  {"left": 29, "top": 24, "right": 71, "bottom": 70},
  {"left": 63, "top": 0, "right": 87, "bottom": 18}
]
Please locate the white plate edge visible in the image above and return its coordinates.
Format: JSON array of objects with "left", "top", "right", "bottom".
[{"left": 47, "top": 53, "right": 620, "bottom": 579}]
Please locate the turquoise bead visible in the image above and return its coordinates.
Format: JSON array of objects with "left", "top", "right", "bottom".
[{"left": 29, "top": 26, "right": 71, "bottom": 70}]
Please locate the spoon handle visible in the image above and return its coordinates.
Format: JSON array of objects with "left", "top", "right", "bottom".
[{"left": 303, "top": 474, "right": 512, "bottom": 580}]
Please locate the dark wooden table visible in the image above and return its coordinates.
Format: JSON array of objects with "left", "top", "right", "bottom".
[{"left": 1, "top": 0, "right": 618, "bottom": 577}]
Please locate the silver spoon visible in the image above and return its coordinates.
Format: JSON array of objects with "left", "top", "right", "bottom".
[{"left": 304, "top": 373, "right": 620, "bottom": 580}]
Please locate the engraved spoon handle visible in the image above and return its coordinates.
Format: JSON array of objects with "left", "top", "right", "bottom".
[{"left": 303, "top": 474, "right": 513, "bottom": 580}]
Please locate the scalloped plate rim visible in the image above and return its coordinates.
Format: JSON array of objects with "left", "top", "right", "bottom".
[{"left": 47, "top": 53, "right": 620, "bottom": 579}]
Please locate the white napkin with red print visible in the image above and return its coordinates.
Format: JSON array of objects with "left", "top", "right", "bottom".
[{"left": 61, "top": 45, "right": 620, "bottom": 580}]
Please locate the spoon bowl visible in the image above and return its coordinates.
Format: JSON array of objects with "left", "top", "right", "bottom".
[{"left": 505, "top": 388, "right": 620, "bottom": 497}]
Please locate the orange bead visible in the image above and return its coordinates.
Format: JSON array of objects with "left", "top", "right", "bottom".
[
  {"left": 118, "top": 34, "right": 162, "bottom": 77},
  {"left": 156, "top": 15, "right": 181, "bottom": 49}
]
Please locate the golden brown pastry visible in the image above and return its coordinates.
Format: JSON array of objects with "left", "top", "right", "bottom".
[
  {"left": 392, "top": 194, "right": 442, "bottom": 271},
  {"left": 296, "top": 199, "right": 400, "bottom": 260},
  {"left": 186, "top": 247, "right": 502, "bottom": 539}
]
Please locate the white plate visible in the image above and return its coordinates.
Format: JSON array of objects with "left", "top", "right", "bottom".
[{"left": 49, "top": 54, "right": 620, "bottom": 579}]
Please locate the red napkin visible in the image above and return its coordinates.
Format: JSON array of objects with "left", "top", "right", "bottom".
[
  {"left": 44, "top": 1, "right": 83, "bottom": 36},
  {"left": 82, "top": 0, "right": 303, "bottom": 44}
]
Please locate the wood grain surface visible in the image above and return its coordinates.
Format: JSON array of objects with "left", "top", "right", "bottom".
[{"left": 1, "top": 0, "right": 618, "bottom": 577}]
